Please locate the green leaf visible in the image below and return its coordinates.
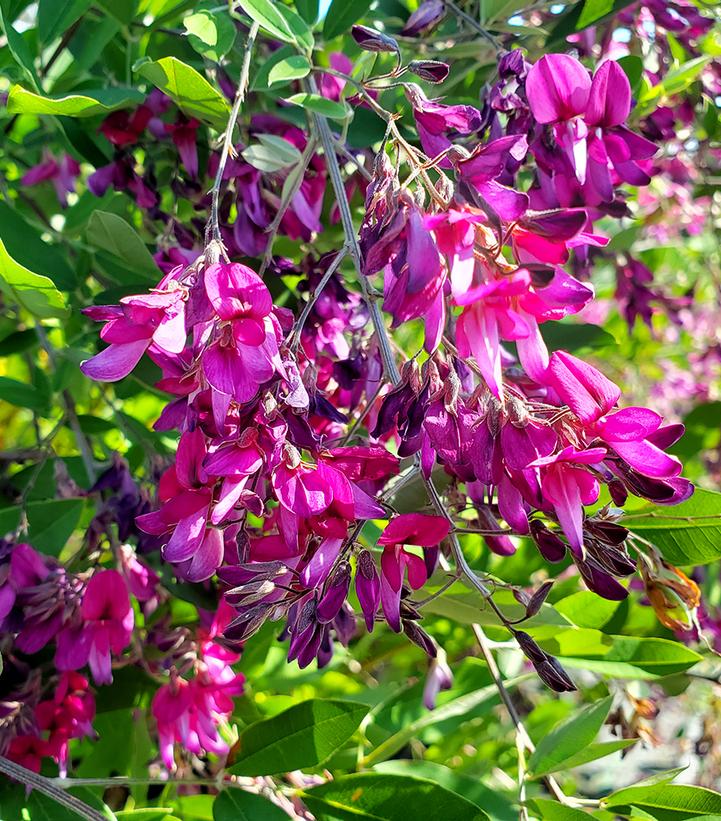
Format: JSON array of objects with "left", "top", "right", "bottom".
[
  {"left": 531, "top": 627, "right": 702, "bottom": 678},
  {"left": 241, "top": 134, "right": 303, "bottom": 172},
  {"left": 526, "top": 799, "right": 592, "bottom": 820},
  {"left": 622, "top": 488, "right": 721, "bottom": 565},
  {"left": 227, "top": 698, "right": 368, "bottom": 776},
  {"left": 322, "top": 0, "right": 373, "bottom": 40},
  {"left": 0, "top": 376, "right": 49, "bottom": 413},
  {"left": 183, "top": 9, "right": 236, "bottom": 62},
  {"left": 303, "top": 773, "right": 489, "bottom": 821},
  {"left": 86, "top": 211, "right": 160, "bottom": 281},
  {"left": 373, "top": 762, "right": 516, "bottom": 821},
  {"left": 268, "top": 54, "right": 311, "bottom": 86},
  {"left": 362, "top": 678, "right": 501, "bottom": 767},
  {"left": 533, "top": 739, "right": 636, "bottom": 778},
  {"left": 604, "top": 784, "right": 721, "bottom": 817},
  {"left": 295, "top": 0, "right": 319, "bottom": 24},
  {"left": 38, "top": 0, "right": 93, "bottom": 44},
  {"left": 213, "top": 790, "right": 290, "bottom": 821},
  {"left": 137, "top": 56, "right": 230, "bottom": 127},
  {"left": 285, "top": 92, "right": 349, "bottom": 120},
  {"left": 0, "top": 498, "right": 86, "bottom": 555},
  {"left": 0, "top": 0, "right": 39, "bottom": 89},
  {"left": 240, "top": 0, "right": 295, "bottom": 43},
  {"left": 528, "top": 696, "right": 612, "bottom": 778},
  {"left": 541, "top": 321, "right": 617, "bottom": 354},
  {"left": 0, "top": 238, "right": 68, "bottom": 319},
  {"left": 549, "top": 0, "right": 636, "bottom": 42},
  {"left": 0, "top": 200, "right": 75, "bottom": 290},
  {"left": 7, "top": 85, "right": 144, "bottom": 117}
]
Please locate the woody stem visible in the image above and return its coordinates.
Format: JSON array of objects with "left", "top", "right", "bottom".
[{"left": 205, "top": 20, "right": 259, "bottom": 249}]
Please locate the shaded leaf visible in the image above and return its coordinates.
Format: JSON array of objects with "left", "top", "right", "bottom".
[
  {"left": 86, "top": 211, "right": 159, "bottom": 281},
  {"left": 213, "top": 790, "right": 290, "bottom": 821},
  {"left": 322, "top": 0, "right": 373, "bottom": 40},
  {"left": 304, "top": 773, "right": 489, "bottom": 821},
  {"left": 604, "top": 784, "right": 721, "bottom": 817},
  {"left": 285, "top": 92, "right": 349, "bottom": 121}
]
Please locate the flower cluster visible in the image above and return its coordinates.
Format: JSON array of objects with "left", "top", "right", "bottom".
[{"left": 74, "top": 47, "right": 695, "bottom": 695}]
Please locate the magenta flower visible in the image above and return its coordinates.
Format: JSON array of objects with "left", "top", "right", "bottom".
[
  {"left": 81, "top": 280, "right": 188, "bottom": 382},
  {"left": 55, "top": 569, "right": 134, "bottom": 685},
  {"left": 165, "top": 116, "right": 200, "bottom": 178},
  {"left": 378, "top": 514, "right": 450, "bottom": 631},
  {"left": 35, "top": 672, "right": 96, "bottom": 777},
  {"left": 545, "top": 350, "right": 621, "bottom": 423},
  {"left": 152, "top": 655, "right": 243, "bottom": 771},
  {"left": 406, "top": 85, "right": 483, "bottom": 163},
  {"left": 531, "top": 445, "right": 607, "bottom": 553},
  {"left": 526, "top": 55, "right": 656, "bottom": 203},
  {"left": 21, "top": 151, "right": 80, "bottom": 207}
]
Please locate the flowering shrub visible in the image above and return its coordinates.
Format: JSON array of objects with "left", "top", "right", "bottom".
[{"left": 1, "top": 0, "right": 721, "bottom": 819}]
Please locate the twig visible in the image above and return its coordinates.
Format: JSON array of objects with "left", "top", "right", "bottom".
[
  {"left": 445, "top": 0, "right": 502, "bottom": 50},
  {"left": 0, "top": 756, "right": 108, "bottom": 821},
  {"left": 308, "top": 76, "right": 400, "bottom": 384},
  {"left": 287, "top": 245, "right": 349, "bottom": 348},
  {"left": 205, "top": 20, "right": 260, "bottom": 249},
  {"left": 35, "top": 324, "right": 97, "bottom": 484},
  {"left": 471, "top": 624, "right": 572, "bottom": 806}
]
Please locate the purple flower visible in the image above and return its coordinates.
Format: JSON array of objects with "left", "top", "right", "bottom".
[{"left": 21, "top": 151, "right": 80, "bottom": 207}]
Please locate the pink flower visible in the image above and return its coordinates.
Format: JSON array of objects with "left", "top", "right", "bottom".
[
  {"left": 531, "top": 446, "right": 607, "bottom": 554},
  {"left": 378, "top": 515, "right": 450, "bottom": 631},
  {"left": 55, "top": 569, "right": 134, "bottom": 685},
  {"left": 21, "top": 151, "right": 80, "bottom": 207},
  {"left": 81, "top": 279, "right": 188, "bottom": 382},
  {"left": 545, "top": 350, "right": 621, "bottom": 423},
  {"left": 152, "top": 656, "right": 243, "bottom": 771}
]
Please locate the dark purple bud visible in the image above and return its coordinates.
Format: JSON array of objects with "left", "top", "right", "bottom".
[
  {"left": 526, "top": 581, "right": 554, "bottom": 618},
  {"left": 530, "top": 519, "right": 566, "bottom": 563},
  {"left": 608, "top": 479, "right": 628, "bottom": 506},
  {"left": 515, "top": 630, "right": 546, "bottom": 664},
  {"left": 351, "top": 25, "right": 400, "bottom": 54},
  {"left": 577, "top": 559, "right": 629, "bottom": 601},
  {"left": 498, "top": 48, "right": 527, "bottom": 80},
  {"left": 407, "top": 60, "right": 450, "bottom": 84},
  {"left": 537, "top": 658, "right": 576, "bottom": 693},
  {"left": 224, "top": 604, "right": 271, "bottom": 641},
  {"left": 401, "top": 0, "right": 446, "bottom": 36},
  {"left": 355, "top": 550, "right": 381, "bottom": 632},
  {"left": 317, "top": 562, "right": 351, "bottom": 623},
  {"left": 587, "top": 520, "right": 629, "bottom": 546},
  {"left": 333, "top": 602, "right": 357, "bottom": 646},
  {"left": 403, "top": 620, "right": 437, "bottom": 657},
  {"left": 515, "top": 630, "right": 575, "bottom": 692}
]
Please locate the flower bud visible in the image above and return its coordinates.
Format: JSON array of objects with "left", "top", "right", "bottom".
[
  {"left": 530, "top": 519, "right": 566, "bottom": 562},
  {"left": 401, "top": 0, "right": 446, "bottom": 36},
  {"left": 407, "top": 60, "right": 450, "bottom": 84},
  {"left": 351, "top": 25, "right": 400, "bottom": 54}
]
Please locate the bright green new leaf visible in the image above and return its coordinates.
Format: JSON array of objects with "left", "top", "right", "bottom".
[
  {"left": 0, "top": 239, "right": 68, "bottom": 319},
  {"left": 285, "top": 92, "right": 350, "bottom": 120},
  {"left": 137, "top": 57, "right": 230, "bottom": 127},
  {"left": 7, "top": 85, "right": 144, "bottom": 117},
  {"left": 240, "top": 0, "right": 295, "bottom": 43},
  {"left": 227, "top": 699, "right": 368, "bottom": 776},
  {"left": 268, "top": 55, "right": 311, "bottom": 86},
  {"left": 532, "top": 628, "right": 702, "bottom": 678},
  {"left": 183, "top": 9, "right": 236, "bottom": 62}
]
